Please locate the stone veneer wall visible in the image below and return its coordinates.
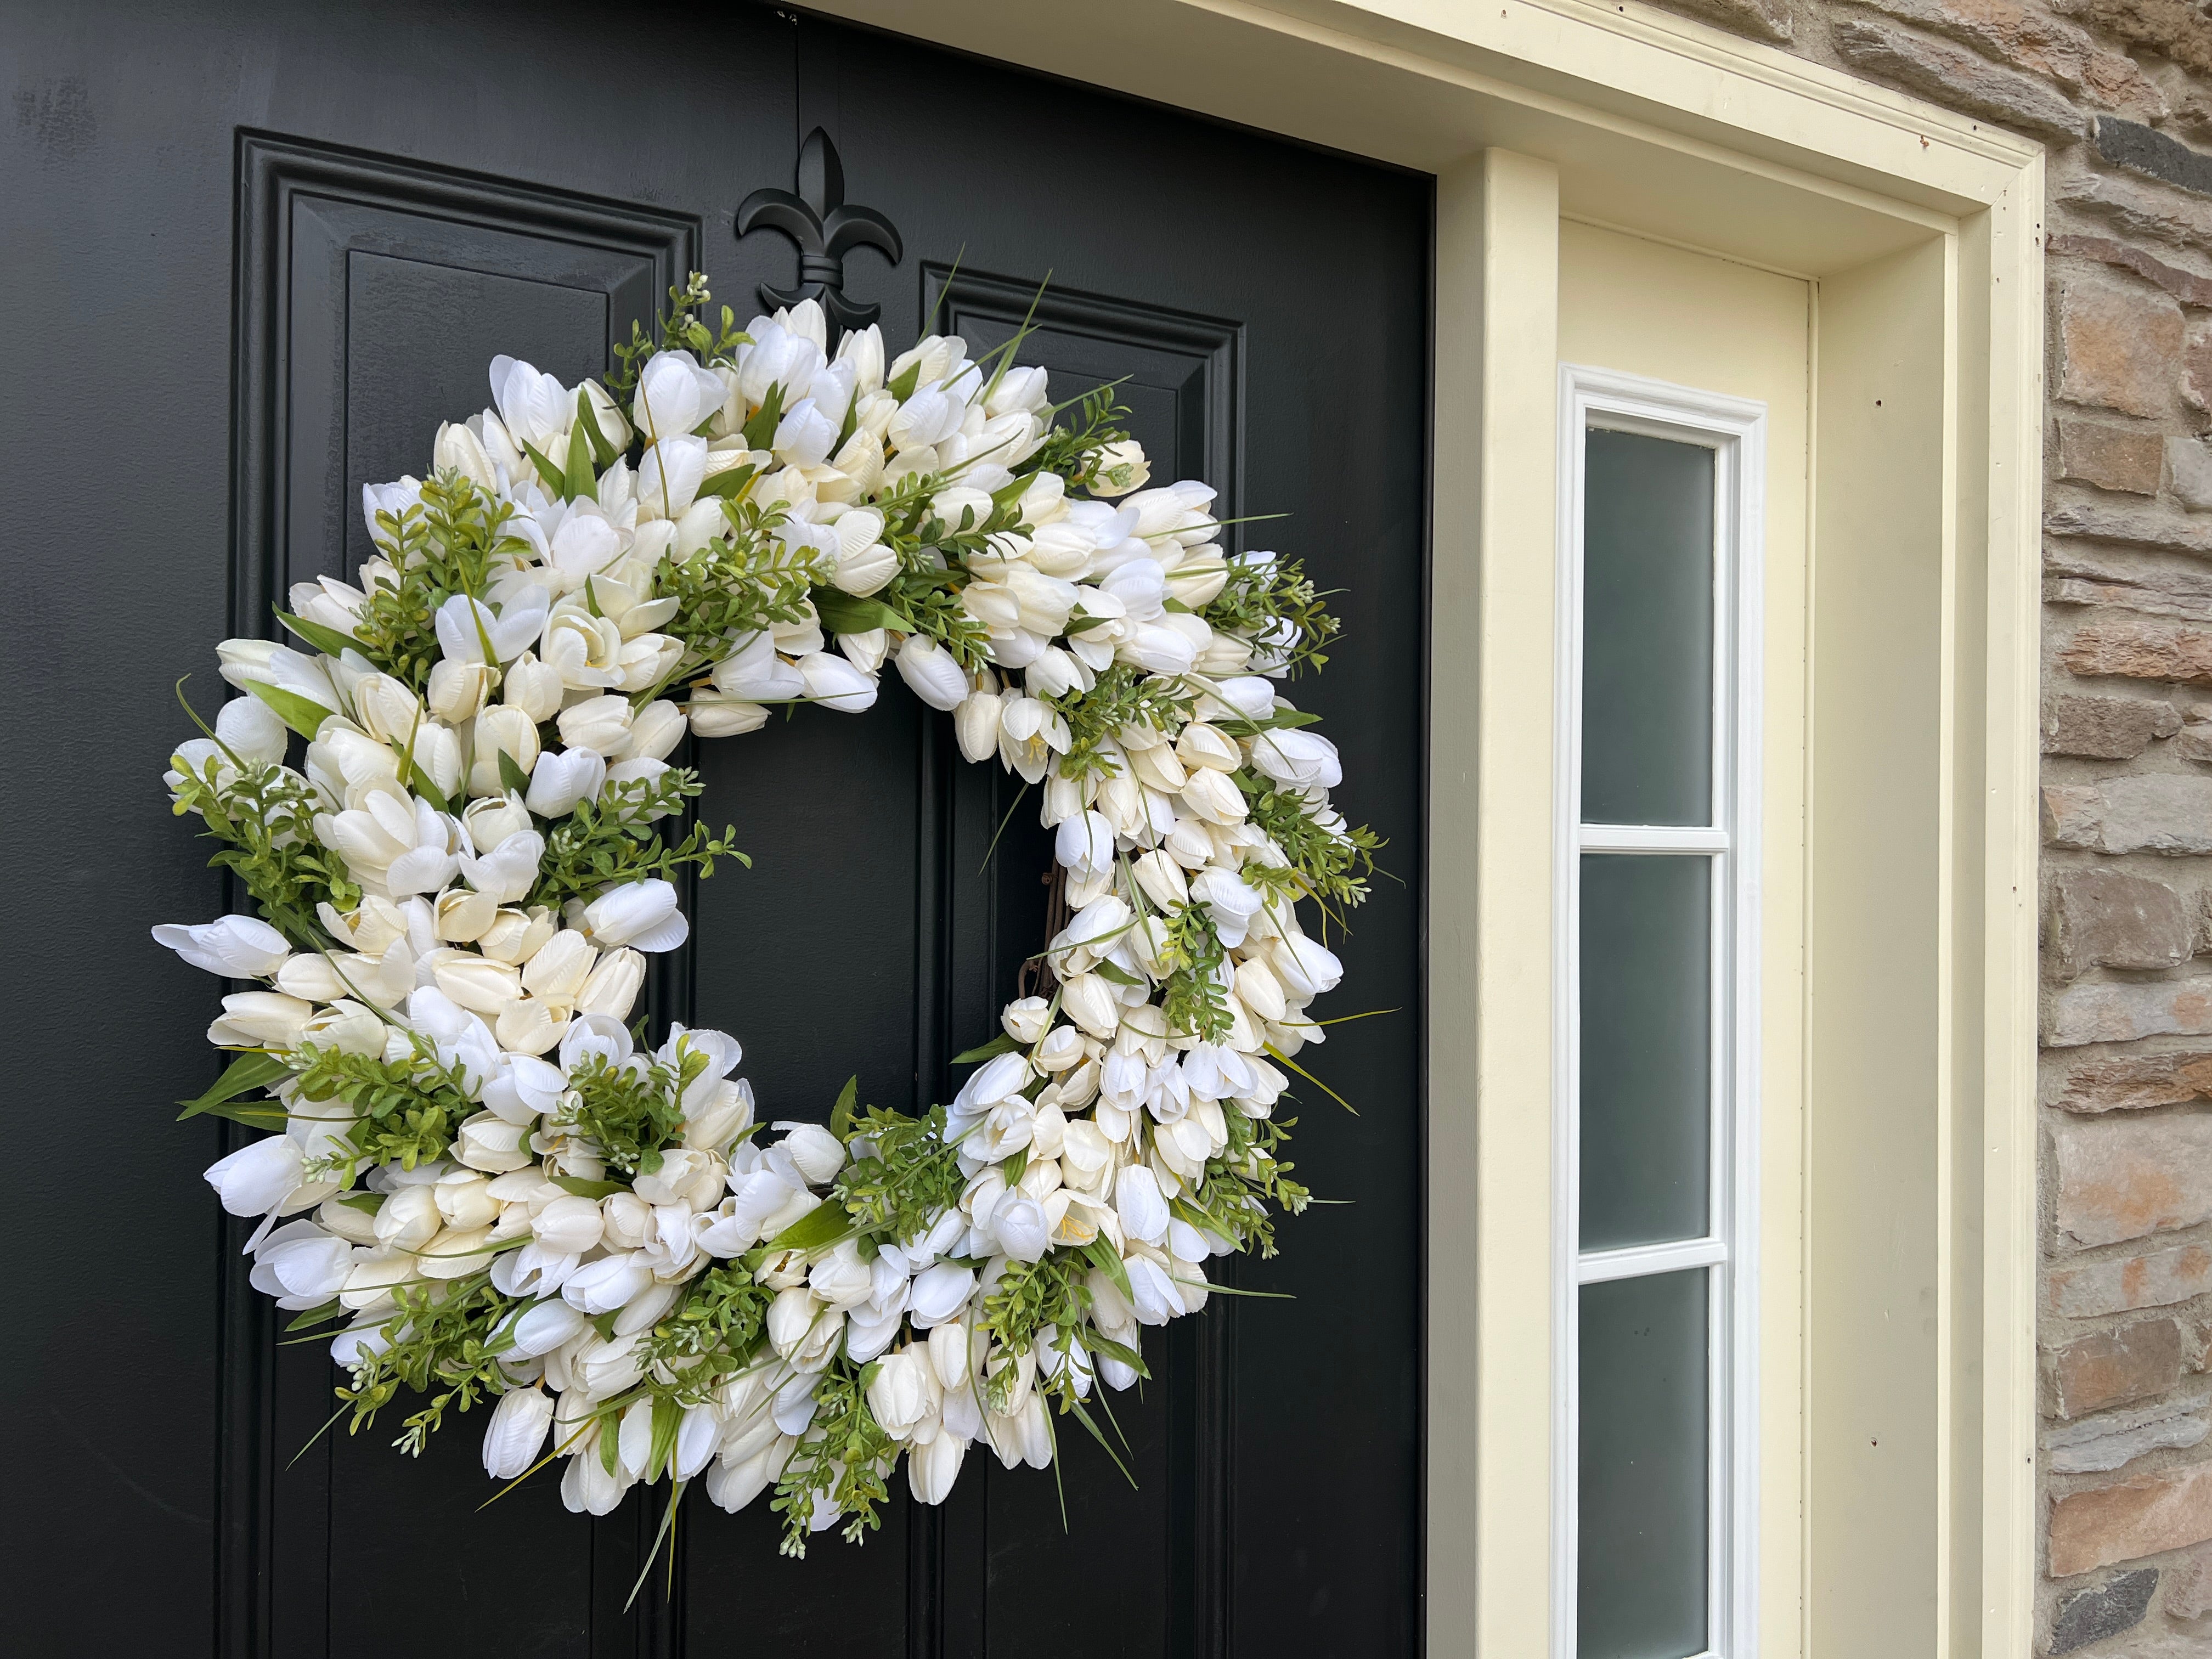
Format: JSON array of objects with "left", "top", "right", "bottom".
[{"left": 1631, "top": 0, "right": 2212, "bottom": 1650}]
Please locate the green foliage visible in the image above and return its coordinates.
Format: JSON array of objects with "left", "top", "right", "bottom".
[
  {"left": 1237, "top": 771, "right": 1383, "bottom": 910},
  {"left": 610, "top": 271, "right": 750, "bottom": 398},
  {"left": 1022, "top": 381, "right": 1135, "bottom": 494},
  {"left": 772, "top": 1359, "right": 896, "bottom": 1555},
  {"left": 979, "top": 1252, "right": 1092, "bottom": 1408},
  {"left": 651, "top": 502, "right": 821, "bottom": 671},
  {"left": 171, "top": 751, "right": 357, "bottom": 940},
  {"left": 837, "top": 1104, "right": 968, "bottom": 1249},
  {"left": 352, "top": 475, "right": 534, "bottom": 691},
  {"left": 337, "top": 1270, "right": 517, "bottom": 1454},
  {"left": 528, "top": 771, "right": 747, "bottom": 910},
  {"left": 1181, "top": 1107, "right": 1310, "bottom": 1261},
  {"left": 1158, "top": 902, "right": 1233, "bottom": 1044},
  {"left": 631, "top": 1265, "right": 775, "bottom": 1404},
  {"left": 290, "top": 1040, "right": 477, "bottom": 1182},
  {"left": 558, "top": 1044, "right": 708, "bottom": 1177},
  {"left": 1047, "top": 663, "right": 1193, "bottom": 782},
  {"left": 1202, "top": 552, "right": 1340, "bottom": 678}
]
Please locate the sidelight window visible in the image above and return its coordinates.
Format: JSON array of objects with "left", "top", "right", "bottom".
[{"left": 1554, "top": 366, "right": 1765, "bottom": 1659}]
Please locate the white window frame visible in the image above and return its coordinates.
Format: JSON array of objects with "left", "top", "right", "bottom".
[{"left": 1553, "top": 363, "right": 1766, "bottom": 1659}]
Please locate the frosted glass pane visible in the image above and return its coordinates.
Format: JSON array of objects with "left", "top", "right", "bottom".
[
  {"left": 1578, "top": 1269, "right": 1709, "bottom": 1659},
  {"left": 1582, "top": 428, "right": 1714, "bottom": 827},
  {"left": 1579, "top": 855, "right": 1712, "bottom": 1249}
]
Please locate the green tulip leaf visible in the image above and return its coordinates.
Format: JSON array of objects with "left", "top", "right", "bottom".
[
  {"left": 273, "top": 608, "right": 360, "bottom": 661},
  {"left": 950, "top": 1032, "right": 1018, "bottom": 1065},
  {"left": 694, "top": 460, "right": 759, "bottom": 501},
  {"left": 241, "top": 676, "right": 335, "bottom": 742},
  {"left": 496, "top": 746, "right": 533, "bottom": 797},
  {"left": 550, "top": 1174, "right": 628, "bottom": 1200},
  {"left": 520, "top": 439, "right": 568, "bottom": 499},
  {"left": 1092, "top": 960, "right": 1145, "bottom": 988},
  {"left": 647, "top": 1397, "right": 680, "bottom": 1483},
  {"left": 810, "top": 588, "right": 902, "bottom": 637},
  {"left": 178, "top": 1050, "right": 292, "bottom": 1117},
  {"left": 561, "top": 420, "right": 598, "bottom": 503},
  {"left": 573, "top": 387, "right": 618, "bottom": 467},
  {"left": 763, "top": 1198, "right": 853, "bottom": 1256},
  {"left": 739, "top": 381, "right": 784, "bottom": 452},
  {"left": 828, "top": 1075, "right": 859, "bottom": 1142}
]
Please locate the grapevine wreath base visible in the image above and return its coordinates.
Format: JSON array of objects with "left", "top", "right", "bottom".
[{"left": 162, "top": 275, "right": 1374, "bottom": 1555}]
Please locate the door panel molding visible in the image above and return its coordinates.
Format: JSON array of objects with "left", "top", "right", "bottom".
[{"left": 222, "top": 130, "right": 698, "bottom": 1659}]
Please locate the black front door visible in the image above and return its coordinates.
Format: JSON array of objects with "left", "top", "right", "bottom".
[{"left": 4, "top": 5, "right": 1428, "bottom": 1653}]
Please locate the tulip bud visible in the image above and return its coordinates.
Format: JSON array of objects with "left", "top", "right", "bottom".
[
  {"left": 953, "top": 689, "right": 1003, "bottom": 764},
  {"left": 1060, "top": 973, "right": 1119, "bottom": 1041},
  {"left": 501, "top": 651, "right": 564, "bottom": 723},
  {"left": 374, "top": 1184, "right": 443, "bottom": 1252},
  {"left": 154, "top": 913, "right": 291, "bottom": 979},
  {"left": 583, "top": 881, "right": 686, "bottom": 952},
  {"left": 1085, "top": 439, "right": 1150, "bottom": 498},
  {"left": 1001, "top": 996, "right": 1051, "bottom": 1045},
  {"left": 510, "top": 1297, "right": 589, "bottom": 1357},
  {"left": 1115, "top": 1167, "right": 1170, "bottom": 1246},
  {"left": 685, "top": 690, "right": 771, "bottom": 737},
  {"left": 481, "top": 1386, "right": 555, "bottom": 1479},
  {"left": 207, "top": 990, "right": 315, "bottom": 1048},
  {"left": 891, "top": 634, "right": 968, "bottom": 712},
  {"left": 557, "top": 695, "right": 634, "bottom": 758},
  {"left": 628, "top": 699, "right": 688, "bottom": 763},
  {"left": 478, "top": 905, "right": 556, "bottom": 965},
  {"left": 469, "top": 706, "right": 541, "bottom": 797},
  {"left": 428, "top": 659, "right": 494, "bottom": 725},
  {"left": 521, "top": 928, "right": 597, "bottom": 1002},
  {"left": 461, "top": 792, "right": 532, "bottom": 853},
  {"left": 436, "top": 885, "right": 500, "bottom": 944},
  {"left": 575, "top": 947, "right": 646, "bottom": 1019},
  {"left": 534, "top": 1194, "right": 606, "bottom": 1256},
  {"left": 352, "top": 674, "right": 423, "bottom": 744},
  {"left": 525, "top": 747, "right": 607, "bottom": 819},
  {"left": 204, "top": 1135, "right": 305, "bottom": 1217}
]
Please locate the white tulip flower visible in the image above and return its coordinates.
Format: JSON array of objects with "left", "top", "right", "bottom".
[
  {"left": 502, "top": 651, "right": 566, "bottom": 723},
  {"left": 217, "top": 639, "right": 339, "bottom": 722},
  {"left": 214, "top": 692, "right": 291, "bottom": 766},
  {"left": 154, "top": 915, "right": 291, "bottom": 979},
  {"left": 1115, "top": 1166, "right": 1171, "bottom": 1246},
  {"left": 795, "top": 651, "right": 878, "bottom": 714},
  {"left": 525, "top": 747, "right": 607, "bottom": 819},
  {"left": 433, "top": 590, "right": 549, "bottom": 669},
  {"left": 580, "top": 879, "right": 686, "bottom": 953},
  {"left": 1124, "top": 1255, "right": 1185, "bottom": 1325},
  {"left": 1269, "top": 933, "right": 1345, "bottom": 1000},
  {"left": 953, "top": 688, "right": 1003, "bottom": 764},
  {"left": 893, "top": 635, "right": 968, "bottom": 711},
  {"left": 1000, "top": 996, "right": 1051, "bottom": 1045},
  {"left": 906, "top": 1262, "right": 976, "bottom": 1329},
  {"left": 628, "top": 700, "right": 689, "bottom": 763},
  {"left": 481, "top": 1385, "right": 555, "bottom": 1480},
  {"left": 204, "top": 1135, "right": 306, "bottom": 1217},
  {"left": 1086, "top": 438, "right": 1150, "bottom": 497},
  {"left": 426, "top": 659, "right": 493, "bottom": 725},
  {"left": 868, "top": 1348, "right": 942, "bottom": 1442},
  {"left": 1250, "top": 727, "right": 1343, "bottom": 791},
  {"left": 206, "top": 990, "right": 314, "bottom": 1048},
  {"left": 909, "top": 1430, "right": 967, "bottom": 1505}
]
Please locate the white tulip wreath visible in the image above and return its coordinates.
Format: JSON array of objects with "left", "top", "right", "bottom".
[{"left": 160, "top": 273, "right": 1375, "bottom": 1560}]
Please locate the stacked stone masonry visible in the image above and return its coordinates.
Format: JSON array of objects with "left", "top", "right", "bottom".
[{"left": 1638, "top": 0, "right": 2212, "bottom": 1649}]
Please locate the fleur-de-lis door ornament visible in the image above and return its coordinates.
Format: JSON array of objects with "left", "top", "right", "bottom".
[{"left": 735, "top": 127, "right": 904, "bottom": 334}]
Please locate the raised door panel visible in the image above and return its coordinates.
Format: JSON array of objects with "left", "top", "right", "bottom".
[{"left": 229, "top": 133, "right": 696, "bottom": 1659}]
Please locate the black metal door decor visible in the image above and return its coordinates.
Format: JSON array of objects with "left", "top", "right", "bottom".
[
  {"left": 736, "top": 127, "right": 904, "bottom": 332},
  {"left": 160, "top": 132, "right": 1379, "bottom": 1569}
]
